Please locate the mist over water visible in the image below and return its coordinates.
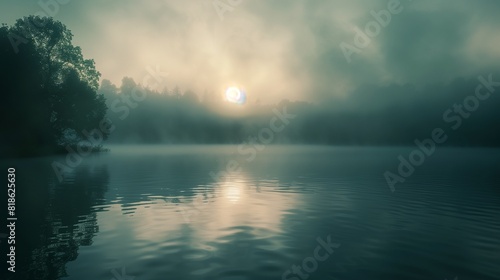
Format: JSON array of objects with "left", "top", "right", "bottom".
[
  {"left": 2, "top": 1, "right": 500, "bottom": 280},
  {"left": 100, "top": 74, "right": 500, "bottom": 147},
  {"left": 3, "top": 145, "right": 500, "bottom": 280}
]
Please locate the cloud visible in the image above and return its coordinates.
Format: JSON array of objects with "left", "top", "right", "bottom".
[{"left": 1, "top": 0, "right": 499, "bottom": 103}]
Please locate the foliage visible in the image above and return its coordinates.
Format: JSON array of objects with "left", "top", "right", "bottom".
[{"left": 0, "top": 16, "right": 108, "bottom": 157}]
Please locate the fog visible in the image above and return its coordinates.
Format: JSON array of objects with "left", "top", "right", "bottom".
[
  {"left": 2, "top": 0, "right": 500, "bottom": 150},
  {"left": 2, "top": 0, "right": 500, "bottom": 103},
  {"left": 101, "top": 72, "right": 500, "bottom": 146}
]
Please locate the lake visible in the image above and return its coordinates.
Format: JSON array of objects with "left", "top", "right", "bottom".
[{"left": 2, "top": 145, "right": 500, "bottom": 280}]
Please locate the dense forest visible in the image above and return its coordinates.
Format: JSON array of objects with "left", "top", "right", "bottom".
[
  {"left": 101, "top": 75, "right": 500, "bottom": 146},
  {"left": 2, "top": 16, "right": 500, "bottom": 158}
]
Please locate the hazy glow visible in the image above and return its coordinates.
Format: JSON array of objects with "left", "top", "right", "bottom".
[
  {"left": 0, "top": 1, "right": 498, "bottom": 103},
  {"left": 225, "top": 87, "right": 246, "bottom": 104},
  {"left": 123, "top": 177, "right": 302, "bottom": 242}
]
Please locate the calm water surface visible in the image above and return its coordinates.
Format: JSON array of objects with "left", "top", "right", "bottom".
[{"left": 2, "top": 145, "right": 500, "bottom": 280}]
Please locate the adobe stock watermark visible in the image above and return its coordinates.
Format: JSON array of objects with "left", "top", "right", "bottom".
[
  {"left": 51, "top": 66, "right": 169, "bottom": 182},
  {"left": 209, "top": 105, "right": 296, "bottom": 180},
  {"left": 8, "top": 0, "right": 73, "bottom": 53},
  {"left": 340, "top": 0, "right": 412, "bottom": 63},
  {"left": 212, "top": 0, "right": 244, "bottom": 21},
  {"left": 228, "top": 106, "right": 296, "bottom": 166},
  {"left": 385, "top": 74, "right": 499, "bottom": 192},
  {"left": 282, "top": 234, "right": 341, "bottom": 280},
  {"left": 178, "top": 105, "right": 296, "bottom": 223}
]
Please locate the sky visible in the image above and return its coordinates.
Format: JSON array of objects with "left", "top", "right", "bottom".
[{"left": 1, "top": 0, "right": 499, "bottom": 104}]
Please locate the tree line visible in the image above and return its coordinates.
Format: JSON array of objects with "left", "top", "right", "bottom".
[
  {"left": 2, "top": 16, "right": 500, "bottom": 158},
  {"left": 101, "top": 75, "right": 500, "bottom": 147}
]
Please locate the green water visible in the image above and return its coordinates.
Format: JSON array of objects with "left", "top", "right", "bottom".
[{"left": 2, "top": 145, "right": 499, "bottom": 280}]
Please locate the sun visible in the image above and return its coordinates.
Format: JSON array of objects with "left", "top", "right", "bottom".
[{"left": 225, "top": 86, "right": 246, "bottom": 104}]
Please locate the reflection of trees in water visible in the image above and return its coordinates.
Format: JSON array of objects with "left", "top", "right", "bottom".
[{"left": 18, "top": 163, "right": 109, "bottom": 280}]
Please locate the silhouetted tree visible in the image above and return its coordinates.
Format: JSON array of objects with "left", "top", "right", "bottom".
[{"left": 0, "top": 16, "right": 108, "bottom": 157}]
